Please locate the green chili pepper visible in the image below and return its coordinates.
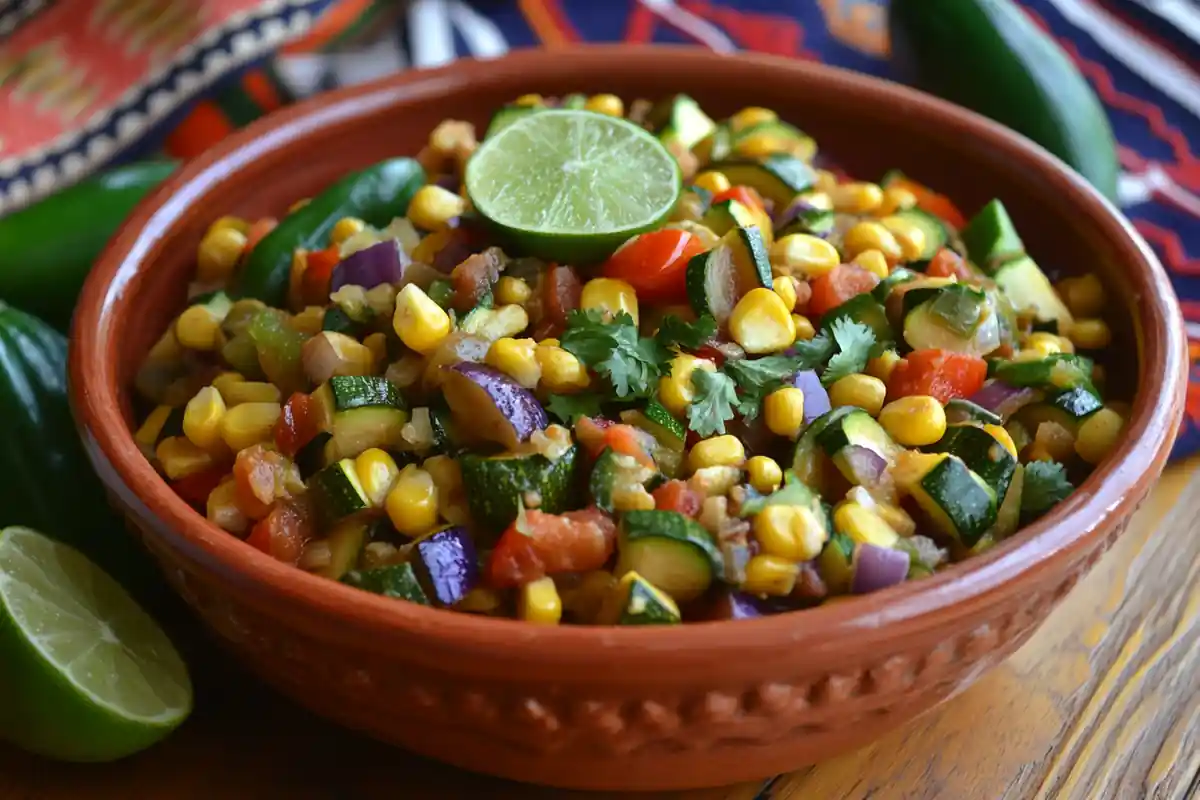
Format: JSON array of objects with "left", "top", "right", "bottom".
[
  {"left": 238, "top": 157, "right": 426, "bottom": 306},
  {"left": 0, "top": 160, "right": 177, "bottom": 332}
]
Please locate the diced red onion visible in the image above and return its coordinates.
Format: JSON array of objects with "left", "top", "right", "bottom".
[
  {"left": 851, "top": 544, "right": 911, "bottom": 594},
  {"left": 330, "top": 240, "right": 409, "bottom": 291},
  {"left": 772, "top": 196, "right": 817, "bottom": 229},
  {"left": 839, "top": 444, "right": 888, "bottom": 484},
  {"left": 968, "top": 380, "right": 1041, "bottom": 420},
  {"left": 789, "top": 369, "right": 832, "bottom": 423}
]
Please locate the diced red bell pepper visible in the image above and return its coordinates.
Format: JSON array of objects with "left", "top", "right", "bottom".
[
  {"left": 884, "top": 176, "right": 967, "bottom": 229},
  {"left": 300, "top": 245, "right": 341, "bottom": 306},
  {"left": 246, "top": 500, "right": 314, "bottom": 564},
  {"left": 808, "top": 264, "right": 880, "bottom": 318},
  {"left": 601, "top": 229, "right": 706, "bottom": 304},
  {"left": 574, "top": 418, "right": 655, "bottom": 468},
  {"left": 485, "top": 507, "right": 617, "bottom": 588},
  {"left": 925, "top": 248, "right": 975, "bottom": 281},
  {"left": 274, "top": 392, "right": 322, "bottom": 457},
  {"left": 651, "top": 480, "right": 705, "bottom": 517},
  {"left": 713, "top": 185, "right": 764, "bottom": 210},
  {"left": 888, "top": 349, "right": 988, "bottom": 404}
]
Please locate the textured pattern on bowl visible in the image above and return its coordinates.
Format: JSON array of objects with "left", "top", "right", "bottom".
[{"left": 70, "top": 47, "right": 1186, "bottom": 791}]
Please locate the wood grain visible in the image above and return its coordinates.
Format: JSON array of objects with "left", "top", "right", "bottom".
[{"left": 2, "top": 457, "right": 1197, "bottom": 800}]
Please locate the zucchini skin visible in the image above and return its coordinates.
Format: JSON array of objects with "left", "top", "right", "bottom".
[
  {"left": 889, "top": 0, "right": 1119, "bottom": 202},
  {"left": 0, "top": 303, "right": 166, "bottom": 605}
]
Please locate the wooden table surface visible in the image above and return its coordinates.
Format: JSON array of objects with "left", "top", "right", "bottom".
[{"left": 3, "top": 456, "right": 1197, "bottom": 800}]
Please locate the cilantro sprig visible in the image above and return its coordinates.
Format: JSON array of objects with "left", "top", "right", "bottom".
[
  {"left": 560, "top": 310, "right": 669, "bottom": 399},
  {"left": 1020, "top": 461, "right": 1075, "bottom": 522},
  {"left": 545, "top": 393, "right": 605, "bottom": 425},
  {"left": 655, "top": 314, "right": 717, "bottom": 351},
  {"left": 688, "top": 368, "right": 739, "bottom": 437},
  {"left": 820, "top": 318, "right": 877, "bottom": 386}
]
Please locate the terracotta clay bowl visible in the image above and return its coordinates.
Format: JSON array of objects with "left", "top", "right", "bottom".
[{"left": 70, "top": 46, "right": 1187, "bottom": 791}]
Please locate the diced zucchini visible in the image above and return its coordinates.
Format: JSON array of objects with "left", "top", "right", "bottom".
[
  {"left": 295, "top": 430, "right": 334, "bottom": 479},
  {"left": 791, "top": 406, "right": 857, "bottom": 491},
  {"left": 872, "top": 267, "right": 919, "bottom": 303},
  {"left": 817, "top": 531, "right": 855, "bottom": 595},
  {"left": 1015, "top": 386, "right": 1103, "bottom": 435},
  {"left": 989, "top": 463, "right": 1024, "bottom": 540},
  {"left": 322, "top": 307, "right": 361, "bottom": 336},
  {"left": 694, "top": 123, "right": 734, "bottom": 164},
  {"left": 310, "top": 517, "right": 369, "bottom": 580},
  {"left": 815, "top": 409, "right": 902, "bottom": 486},
  {"left": 312, "top": 376, "right": 409, "bottom": 461},
  {"left": 992, "top": 255, "right": 1073, "bottom": 326},
  {"left": 993, "top": 354, "right": 1094, "bottom": 392},
  {"left": 961, "top": 199, "right": 1025, "bottom": 270},
  {"left": 650, "top": 94, "right": 716, "bottom": 151},
  {"left": 902, "top": 284, "right": 1000, "bottom": 355},
  {"left": 588, "top": 447, "right": 656, "bottom": 514},
  {"left": 313, "top": 376, "right": 408, "bottom": 415},
  {"left": 731, "top": 120, "right": 816, "bottom": 161},
  {"left": 428, "top": 405, "right": 464, "bottom": 456},
  {"left": 343, "top": 562, "right": 431, "bottom": 605},
  {"left": 890, "top": 208, "right": 950, "bottom": 260},
  {"left": 458, "top": 446, "right": 579, "bottom": 532},
  {"left": 777, "top": 207, "right": 835, "bottom": 239},
  {"left": 944, "top": 398, "right": 1004, "bottom": 427},
  {"left": 619, "top": 572, "right": 682, "bottom": 625},
  {"left": 894, "top": 452, "right": 997, "bottom": 547},
  {"left": 684, "top": 226, "right": 771, "bottom": 324},
  {"left": 710, "top": 155, "right": 816, "bottom": 207},
  {"left": 927, "top": 423, "right": 1017, "bottom": 502},
  {"left": 614, "top": 510, "right": 723, "bottom": 603},
  {"left": 621, "top": 402, "right": 685, "bottom": 478},
  {"left": 822, "top": 293, "right": 893, "bottom": 344},
  {"left": 560, "top": 93, "right": 587, "bottom": 109},
  {"left": 701, "top": 198, "right": 760, "bottom": 238},
  {"left": 309, "top": 458, "right": 373, "bottom": 526}
]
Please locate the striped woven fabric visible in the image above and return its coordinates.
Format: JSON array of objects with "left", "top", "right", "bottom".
[{"left": 1, "top": 0, "right": 1196, "bottom": 457}]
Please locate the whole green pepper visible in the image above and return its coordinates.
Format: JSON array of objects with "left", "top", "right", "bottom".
[
  {"left": 238, "top": 157, "right": 426, "bottom": 306},
  {"left": 0, "top": 161, "right": 177, "bottom": 332}
]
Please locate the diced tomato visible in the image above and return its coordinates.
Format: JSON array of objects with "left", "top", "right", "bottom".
[
  {"left": 301, "top": 245, "right": 341, "bottom": 306},
  {"left": 540, "top": 264, "right": 583, "bottom": 334},
  {"left": 884, "top": 176, "right": 967, "bottom": 229},
  {"left": 888, "top": 349, "right": 988, "bottom": 404},
  {"left": 652, "top": 480, "right": 705, "bottom": 517},
  {"left": 601, "top": 229, "right": 707, "bottom": 304},
  {"left": 274, "top": 392, "right": 322, "bottom": 457},
  {"left": 246, "top": 500, "right": 314, "bottom": 564},
  {"left": 233, "top": 444, "right": 300, "bottom": 520},
  {"left": 574, "top": 418, "right": 655, "bottom": 468},
  {"left": 485, "top": 507, "right": 618, "bottom": 588},
  {"left": 925, "top": 248, "right": 975, "bottom": 281},
  {"left": 451, "top": 248, "right": 505, "bottom": 311},
  {"left": 172, "top": 467, "right": 226, "bottom": 509},
  {"left": 693, "top": 344, "right": 728, "bottom": 367},
  {"left": 244, "top": 217, "right": 278, "bottom": 253},
  {"left": 808, "top": 264, "right": 880, "bottom": 318},
  {"left": 713, "top": 185, "right": 764, "bottom": 210}
]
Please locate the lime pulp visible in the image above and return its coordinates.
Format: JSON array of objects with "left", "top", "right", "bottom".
[
  {"left": 0, "top": 526, "right": 192, "bottom": 762},
  {"left": 465, "top": 109, "right": 682, "bottom": 263}
]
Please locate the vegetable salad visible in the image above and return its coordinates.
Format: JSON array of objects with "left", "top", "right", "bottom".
[{"left": 134, "top": 93, "right": 1125, "bottom": 626}]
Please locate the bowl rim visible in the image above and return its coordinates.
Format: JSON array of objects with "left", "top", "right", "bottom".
[{"left": 71, "top": 45, "right": 1188, "bottom": 664}]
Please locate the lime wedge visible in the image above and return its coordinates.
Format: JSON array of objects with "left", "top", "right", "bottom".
[
  {"left": 0, "top": 526, "right": 192, "bottom": 762},
  {"left": 466, "top": 109, "right": 682, "bottom": 263}
]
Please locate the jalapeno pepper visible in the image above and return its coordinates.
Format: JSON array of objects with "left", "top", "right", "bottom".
[
  {"left": 237, "top": 157, "right": 426, "bottom": 306},
  {"left": 0, "top": 160, "right": 177, "bottom": 331}
]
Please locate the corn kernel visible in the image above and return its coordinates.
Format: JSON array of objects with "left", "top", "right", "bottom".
[
  {"left": 984, "top": 423, "right": 1019, "bottom": 458},
  {"left": 535, "top": 344, "right": 590, "bottom": 393},
  {"left": 1026, "top": 332, "right": 1065, "bottom": 357},
  {"left": 835, "top": 502, "right": 900, "bottom": 548},
  {"left": 792, "top": 314, "right": 816, "bottom": 342},
  {"left": 1058, "top": 274, "right": 1106, "bottom": 318},
  {"left": 222, "top": 381, "right": 282, "bottom": 406},
  {"left": 515, "top": 93, "right": 543, "bottom": 107},
  {"left": 878, "top": 186, "right": 918, "bottom": 215},
  {"left": 730, "top": 106, "right": 777, "bottom": 132},
  {"left": 693, "top": 170, "right": 732, "bottom": 195},
  {"left": 517, "top": 576, "right": 563, "bottom": 624},
  {"left": 880, "top": 215, "right": 928, "bottom": 261},
  {"left": 877, "top": 395, "right": 947, "bottom": 446},
  {"left": 208, "top": 215, "right": 249, "bottom": 236},
  {"left": 742, "top": 554, "right": 799, "bottom": 597},
  {"left": 354, "top": 448, "right": 400, "bottom": 507},
  {"left": 393, "top": 283, "right": 452, "bottom": 354},
  {"left": 494, "top": 276, "right": 532, "bottom": 306},
  {"left": 1066, "top": 318, "right": 1112, "bottom": 350},
  {"left": 1075, "top": 407, "right": 1124, "bottom": 464},
  {"left": 135, "top": 405, "right": 174, "bottom": 448},
  {"left": 155, "top": 436, "right": 215, "bottom": 480},
  {"left": 328, "top": 216, "right": 366, "bottom": 246},
  {"left": 773, "top": 276, "right": 798, "bottom": 312},
  {"left": 584, "top": 93, "right": 624, "bottom": 117},
  {"left": 735, "top": 132, "right": 788, "bottom": 159},
  {"left": 207, "top": 479, "right": 248, "bottom": 535},
  {"left": 407, "top": 185, "right": 467, "bottom": 232},
  {"left": 828, "top": 374, "right": 887, "bottom": 417},
  {"left": 688, "top": 435, "right": 746, "bottom": 472},
  {"left": 197, "top": 227, "right": 247, "bottom": 282},
  {"left": 729, "top": 288, "right": 795, "bottom": 354},
  {"left": 175, "top": 305, "right": 222, "bottom": 351},
  {"left": 219, "top": 402, "right": 281, "bottom": 452},
  {"left": 745, "top": 456, "right": 782, "bottom": 493},
  {"left": 830, "top": 182, "right": 884, "bottom": 214},
  {"left": 866, "top": 350, "right": 901, "bottom": 383},
  {"left": 290, "top": 306, "right": 325, "bottom": 336},
  {"left": 852, "top": 248, "right": 891, "bottom": 280},
  {"left": 753, "top": 504, "right": 828, "bottom": 561},
  {"left": 770, "top": 234, "right": 840, "bottom": 279},
  {"left": 764, "top": 387, "right": 806, "bottom": 439},
  {"left": 842, "top": 221, "right": 902, "bottom": 262},
  {"left": 363, "top": 332, "right": 388, "bottom": 370},
  {"left": 581, "top": 277, "right": 639, "bottom": 326},
  {"left": 486, "top": 337, "right": 542, "bottom": 389},
  {"left": 386, "top": 465, "right": 440, "bottom": 536},
  {"left": 183, "top": 386, "right": 227, "bottom": 453},
  {"left": 424, "top": 454, "right": 468, "bottom": 526},
  {"left": 658, "top": 354, "right": 716, "bottom": 417}
]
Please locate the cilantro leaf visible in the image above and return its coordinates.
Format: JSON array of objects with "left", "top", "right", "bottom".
[
  {"left": 820, "top": 319, "right": 876, "bottom": 386},
  {"left": 790, "top": 329, "right": 835, "bottom": 368},
  {"left": 1020, "top": 461, "right": 1074, "bottom": 521},
  {"left": 560, "top": 310, "right": 666, "bottom": 399},
  {"left": 722, "top": 354, "right": 808, "bottom": 422},
  {"left": 545, "top": 393, "right": 605, "bottom": 425},
  {"left": 655, "top": 314, "right": 717, "bottom": 351},
  {"left": 688, "top": 368, "right": 738, "bottom": 437}
]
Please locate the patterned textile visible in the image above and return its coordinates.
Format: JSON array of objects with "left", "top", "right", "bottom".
[{"left": 1, "top": 0, "right": 1196, "bottom": 457}]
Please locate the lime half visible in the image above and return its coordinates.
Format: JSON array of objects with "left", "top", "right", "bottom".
[
  {"left": 466, "top": 109, "right": 682, "bottom": 263},
  {"left": 0, "top": 526, "right": 192, "bottom": 762}
]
